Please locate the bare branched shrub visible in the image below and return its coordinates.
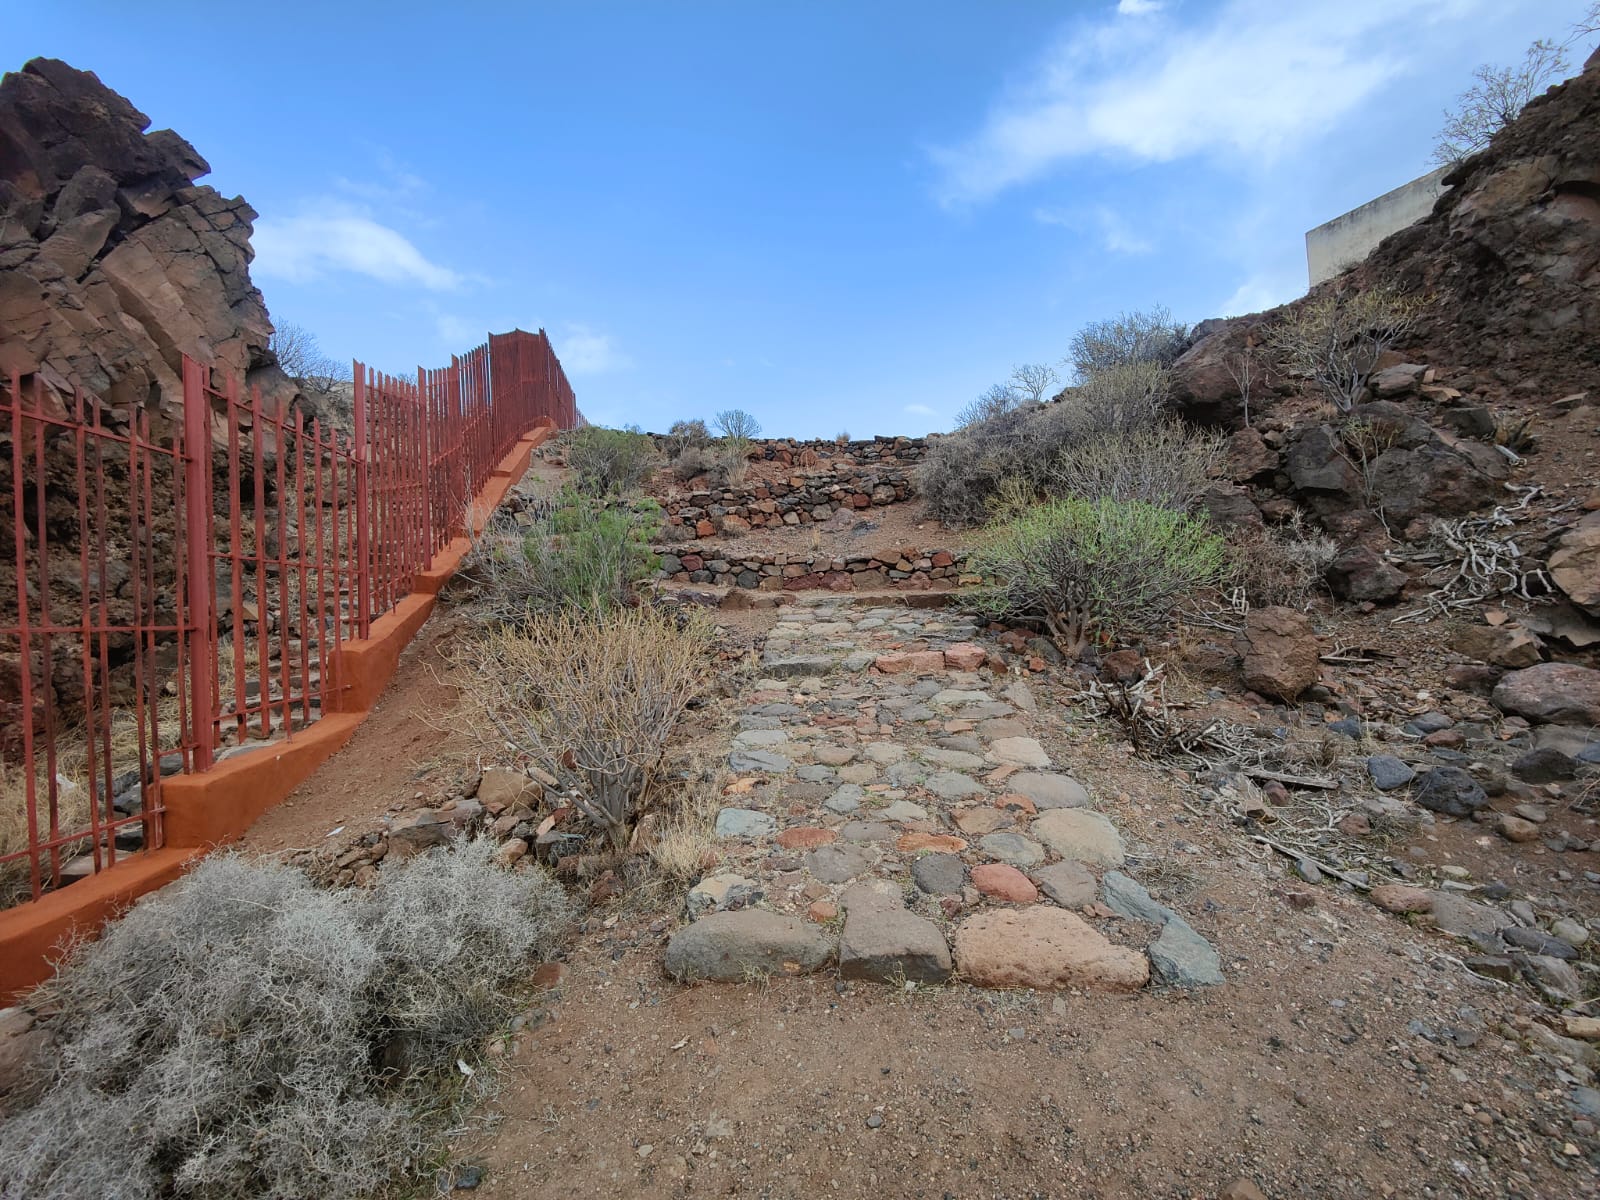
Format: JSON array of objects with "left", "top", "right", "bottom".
[
  {"left": 955, "top": 383, "right": 1023, "bottom": 430},
  {"left": 465, "top": 607, "right": 713, "bottom": 847},
  {"left": 1224, "top": 342, "right": 1261, "bottom": 426},
  {"left": 1432, "top": 39, "right": 1569, "bottom": 166},
  {"left": 1009, "top": 362, "right": 1061, "bottom": 404},
  {"left": 1047, "top": 420, "right": 1223, "bottom": 510},
  {"left": 268, "top": 321, "right": 347, "bottom": 395},
  {"left": 0, "top": 842, "right": 572, "bottom": 1200},
  {"left": 1265, "top": 288, "right": 1421, "bottom": 412},
  {"left": 1067, "top": 305, "right": 1190, "bottom": 380},
  {"left": 969, "top": 497, "right": 1229, "bottom": 653},
  {"left": 713, "top": 409, "right": 762, "bottom": 440},
  {"left": 662, "top": 418, "right": 710, "bottom": 460},
  {"left": 1228, "top": 516, "right": 1337, "bottom": 609}
]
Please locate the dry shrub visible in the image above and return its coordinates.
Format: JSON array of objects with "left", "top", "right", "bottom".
[
  {"left": 1265, "top": 287, "right": 1421, "bottom": 412},
  {"left": 562, "top": 425, "right": 657, "bottom": 496},
  {"left": 1229, "top": 516, "right": 1337, "bottom": 609},
  {"left": 1068, "top": 305, "right": 1190, "bottom": 378},
  {"left": 1047, "top": 419, "right": 1223, "bottom": 510},
  {"left": 662, "top": 418, "right": 710, "bottom": 460},
  {"left": 919, "top": 364, "right": 1193, "bottom": 526},
  {"left": 464, "top": 606, "right": 713, "bottom": 846},
  {"left": 0, "top": 840, "right": 572, "bottom": 1200}
]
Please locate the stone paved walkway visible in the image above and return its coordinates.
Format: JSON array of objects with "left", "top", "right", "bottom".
[{"left": 664, "top": 593, "right": 1224, "bottom": 992}]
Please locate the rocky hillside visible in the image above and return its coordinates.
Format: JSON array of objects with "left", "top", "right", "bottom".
[
  {"left": 1176, "top": 46, "right": 1600, "bottom": 421},
  {"left": 0, "top": 57, "right": 292, "bottom": 411}
]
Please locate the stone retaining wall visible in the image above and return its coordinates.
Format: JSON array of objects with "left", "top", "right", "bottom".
[
  {"left": 663, "top": 468, "right": 915, "bottom": 535},
  {"left": 655, "top": 545, "right": 975, "bottom": 591}
]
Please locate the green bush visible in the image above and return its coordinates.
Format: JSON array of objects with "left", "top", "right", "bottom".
[
  {"left": 465, "top": 490, "right": 660, "bottom": 620},
  {"left": 564, "top": 425, "right": 657, "bottom": 496},
  {"left": 969, "top": 497, "right": 1229, "bottom": 652}
]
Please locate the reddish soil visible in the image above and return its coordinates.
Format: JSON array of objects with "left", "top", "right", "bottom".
[{"left": 236, "top": 617, "right": 470, "bottom": 855}]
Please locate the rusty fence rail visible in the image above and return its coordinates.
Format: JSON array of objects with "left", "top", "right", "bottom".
[{"left": 1, "top": 328, "right": 574, "bottom": 906}]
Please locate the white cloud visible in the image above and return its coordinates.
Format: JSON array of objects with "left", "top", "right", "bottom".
[
  {"left": 434, "top": 313, "right": 484, "bottom": 346},
  {"left": 557, "top": 323, "right": 631, "bottom": 375},
  {"left": 254, "top": 206, "right": 461, "bottom": 290},
  {"left": 1217, "top": 269, "right": 1305, "bottom": 317},
  {"left": 1033, "top": 205, "right": 1154, "bottom": 254},
  {"left": 1117, "top": 0, "right": 1164, "bottom": 14},
  {"left": 904, "top": 403, "right": 937, "bottom": 417},
  {"left": 930, "top": 0, "right": 1484, "bottom": 205}
]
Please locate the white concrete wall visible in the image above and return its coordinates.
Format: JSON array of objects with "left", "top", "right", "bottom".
[{"left": 1305, "top": 166, "right": 1450, "bottom": 286}]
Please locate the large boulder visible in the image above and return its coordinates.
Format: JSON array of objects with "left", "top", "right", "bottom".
[
  {"left": 1241, "top": 607, "right": 1320, "bottom": 702},
  {"left": 1548, "top": 521, "right": 1600, "bottom": 617},
  {"left": 0, "top": 58, "right": 292, "bottom": 410},
  {"left": 1327, "top": 544, "right": 1407, "bottom": 603},
  {"left": 1493, "top": 662, "right": 1600, "bottom": 725}
]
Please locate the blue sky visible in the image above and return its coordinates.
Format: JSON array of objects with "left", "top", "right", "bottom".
[{"left": 9, "top": 0, "right": 1582, "bottom": 435}]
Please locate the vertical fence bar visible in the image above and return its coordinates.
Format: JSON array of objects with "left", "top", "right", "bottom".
[
  {"left": 351, "top": 362, "right": 371, "bottom": 639},
  {"left": 182, "top": 360, "right": 214, "bottom": 771}
]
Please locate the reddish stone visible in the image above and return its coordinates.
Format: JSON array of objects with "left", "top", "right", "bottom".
[
  {"left": 897, "top": 831, "right": 968, "bottom": 853},
  {"left": 1027, "top": 656, "right": 1047, "bottom": 672},
  {"left": 943, "top": 642, "right": 987, "bottom": 671},
  {"left": 721, "top": 514, "right": 752, "bottom": 534},
  {"left": 680, "top": 554, "right": 705, "bottom": 571},
  {"left": 531, "top": 962, "right": 566, "bottom": 988},
  {"left": 971, "top": 863, "right": 1039, "bottom": 904},
  {"left": 823, "top": 572, "right": 855, "bottom": 592},
  {"left": 1423, "top": 729, "right": 1465, "bottom": 748},
  {"left": 695, "top": 520, "right": 715, "bottom": 538},
  {"left": 994, "top": 792, "right": 1036, "bottom": 815},
  {"left": 931, "top": 551, "right": 954, "bottom": 568},
  {"left": 776, "top": 826, "right": 837, "bottom": 850},
  {"left": 874, "top": 650, "right": 946, "bottom": 675},
  {"left": 782, "top": 573, "right": 824, "bottom": 590},
  {"left": 807, "top": 900, "right": 838, "bottom": 923},
  {"left": 851, "top": 493, "right": 872, "bottom": 508}
]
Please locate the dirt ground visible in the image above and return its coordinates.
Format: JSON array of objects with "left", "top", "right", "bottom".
[{"left": 231, "top": 462, "right": 1600, "bottom": 1200}]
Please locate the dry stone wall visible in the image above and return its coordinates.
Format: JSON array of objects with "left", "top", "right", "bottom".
[{"left": 655, "top": 545, "right": 974, "bottom": 591}]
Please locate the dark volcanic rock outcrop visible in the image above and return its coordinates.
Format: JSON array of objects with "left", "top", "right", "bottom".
[
  {"left": 0, "top": 57, "right": 291, "bottom": 408},
  {"left": 1174, "top": 50, "right": 1600, "bottom": 417}
]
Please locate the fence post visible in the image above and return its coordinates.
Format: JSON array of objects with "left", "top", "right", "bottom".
[
  {"left": 352, "top": 361, "right": 371, "bottom": 639},
  {"left": 181, "top": 357, "right": 214, "bottom": 772}
]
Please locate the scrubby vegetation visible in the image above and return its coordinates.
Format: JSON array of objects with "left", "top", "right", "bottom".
[
  {"left": 1067, "top": 305, "right": 1191, "bottom": 380},
  {"left": 1265, "top": 287, "right": 1420, "bottom": 412},
  {"left": 464, "top": 488, "right": 661, "bottom": 619},
  {"left": 1227, "top": 517, "right": 1338, "bottom": 610},
  {"left": 969, "top": 497, "right": 1228, "bottom": 653},
  {"left": 465, "top": 606, "right": 714, "bottom": 847},
  {"left": 564, "top": 424, "right": 658, "bottom": 496},
  {"left": 920, "top": 351, "right": 1195, "bottom": 527},
  {"left": 1047, "top": 420, "right": 1223, "bottom": 510},
  {"left": 0, "top": 842, "right": 572, "bottom": 1200},
  {"left": 657, "top": 408, "right": 763, "bottom": 487}
]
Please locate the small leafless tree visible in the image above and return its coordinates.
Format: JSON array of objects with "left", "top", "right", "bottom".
[
  {"left": 955, "top": 382, "right": 1022, "bottom": 430},
  {"left": 713, "top": 409, "right": 762, "bottom": 440},
  {"left": 1224, "top": 341, "right": 1261, "bottom": 427},
  {"left": 1431, "top": 38, "right": 1569, "bottom": 166},
  {"left": 1008, "top": 362, "right": 1061, "bottom": 404},
  {"left": 1067, "top": 305, "right": 1190, "bottom": 381},
  {"left": 268, "top": 322, "right": 348, "bottom": 395},
  {"left": 1265, "top": 287, "right": 1421, "bottom": 412}
]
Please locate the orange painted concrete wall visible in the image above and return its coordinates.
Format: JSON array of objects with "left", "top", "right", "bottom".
[{"left": 0, "top": 425, "right": 554, "bottom": 1002}]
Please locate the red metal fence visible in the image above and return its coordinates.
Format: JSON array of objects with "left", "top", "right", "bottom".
[{"left": 1, "top": 328, "right": 575, "bottom": 905}]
